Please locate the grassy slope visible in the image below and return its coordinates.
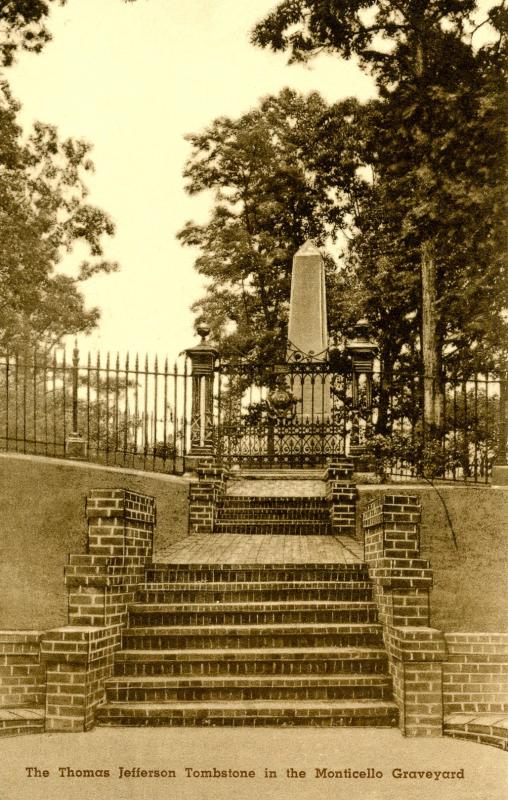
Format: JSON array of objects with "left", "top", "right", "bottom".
[
  {"left": 1, "top": 456, "right": 506, "bottom": 633},
  {"left": 0, "top": 457, "right": 189, "bottom": 629},
  {"left": 358, "top": 486, "right": 508, "bottom": 632}
]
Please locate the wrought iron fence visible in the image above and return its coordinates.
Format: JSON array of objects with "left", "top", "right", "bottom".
[
  {"left": 214, "top": 358, "right": 505, "bottom": 482},
  {"left": 0, "top": 346, "right": 505, "bottom": 482},
  {"left": 215, "top": 359, "right": 350, "bottom": 468},
  {"left": 367, "top": 368, "right": 503, "bottom": 483},
  {"left": 0, "top": 347, "right": 190, "bottom": 474}
]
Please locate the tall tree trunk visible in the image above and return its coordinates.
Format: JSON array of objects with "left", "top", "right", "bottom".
[{"left": 421, "top": 239, "right": 442, "bottom": 431}]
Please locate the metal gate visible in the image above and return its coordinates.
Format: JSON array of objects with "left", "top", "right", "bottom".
[{"left": 215, "top": 360, "right": 360, "bottom": 468}]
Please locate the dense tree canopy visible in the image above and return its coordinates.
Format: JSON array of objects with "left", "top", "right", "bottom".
[
  {"left": 252, "top": 0, "right": 507, "bottom": 388},
  {"left": 252, "top": 0, "right": 506, "bottom": 79}
]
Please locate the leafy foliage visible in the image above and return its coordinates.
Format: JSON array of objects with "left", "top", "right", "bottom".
[
  {"left": 0, "top": 0, "right": 138, "bottom": 66},
  {"left": 0, "top": 83, "right": 118, "bottom": 350},
  {"left": 252, "top": 1, "right": 508, "bottom": 382},
  {"left": 178, "top": 89, "right": 352, "bottom": 361}
]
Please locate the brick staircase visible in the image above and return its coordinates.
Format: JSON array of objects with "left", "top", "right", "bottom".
[
  {"left": 214, "top": 495, "right": 332, "bottom": 535},
  {"left": 96, "top": 561, "right": 399, "bottom": 727}
]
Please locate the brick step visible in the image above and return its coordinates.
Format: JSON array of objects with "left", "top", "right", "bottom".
[
  {"left": 216, "top": 514, "right": 331, "bottom": 525},
  {"left": 96, "top": 699, "right": 399, "bottom": 727},
  {"left": 0, "top": 706, "right": 45, "bottom": 738},
  {"left": 232, "top": 470, "right": 325, "bottom": 479},
  {"left": 113, "top": 647, "right": 389, "bottom": 676},
  {"left": 444, "top": 714, "right": 508, "bottom": 751},
  {"left": 216, "top": 509, "right": 330, "bottom": 521},
  {"left": 219, "top": 497, "right": 328, "bottom": 507},
  {"left": 137, "top": 581, "right": 373, "bottom": 604},
  {"left": 145, "top": 565, "right": 369, "bottom": 583},
  {"left": 122, "top": 623, "right": 384, "bottom": 650},
  {"left": 215, "top": 508, "right": 330, "bottom": 516},
  {"left": 128, "top": 600, "right": 378, "bottom": 627},
  {"left": 213, "top": 522, "right": 332, "bottom": 535},
  {"left": 105, "top": 674, "right": 394, "bottom": 702}
]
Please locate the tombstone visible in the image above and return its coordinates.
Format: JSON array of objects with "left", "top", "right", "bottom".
[{"left": 287, "top": 241, "right": 330, "bottom": 420}]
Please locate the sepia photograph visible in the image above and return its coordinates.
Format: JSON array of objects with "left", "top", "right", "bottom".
[{"left": 0, "top": 1, "right": 507, "bottom": 798}]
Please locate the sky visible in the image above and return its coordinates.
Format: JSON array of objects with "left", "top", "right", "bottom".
[{"left": 9, "top": 0, "right": 376, "bottom": 362}]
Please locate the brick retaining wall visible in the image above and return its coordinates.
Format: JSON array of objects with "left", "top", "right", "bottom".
[
  {"left": 0, "top": 489, "right": 156, "bottom": 736},
  {"left": 363, "top": 494, "right": 508, "bottom": 746}
]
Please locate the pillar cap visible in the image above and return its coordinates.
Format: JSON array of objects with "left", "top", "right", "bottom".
[
  {"left": 346, "top": 318, "right": 378, "bottom": 359},
  {"left": 185, "top": 322, "right": 218, "bottom": 359}
]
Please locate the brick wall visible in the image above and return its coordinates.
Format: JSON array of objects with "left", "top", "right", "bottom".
[
  {"left": 363, "top": 494, "right": 508, "bottom": 742},
  {"left": 40, "top": 489, "right": 156, "bottom": 732},
  {"left": 41, "top": 625, "right": 122, "bottom": 732},
  {"left": 0, "top": 632, "right": 45, "bottom": 708},
  {"left": 363, "top": 494, "right": 445, "bottom": 736},
  {"left": 0, "top": 488, "right": 156, "bottom": 736},
  {"left": 443, "top": 633, "right": 508, "bottom": 715}
]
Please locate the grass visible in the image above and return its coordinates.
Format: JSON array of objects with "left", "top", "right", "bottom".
[
  {"left": 1, "top": 455, "right": 506, "bottom": 633},
  {"left": 0, "top": 455, "right": 189, "bottom": 629},
  {"left": 358, "top": 485, "right": 508, "bottom": 632}
]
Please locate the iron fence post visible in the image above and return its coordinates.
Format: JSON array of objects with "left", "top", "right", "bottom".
[
  {"left": 346, "top": 319, "right": 378, "bottom": 469},
  {"left": 65, "top": 341, "right": 87, "bottom": 460}
]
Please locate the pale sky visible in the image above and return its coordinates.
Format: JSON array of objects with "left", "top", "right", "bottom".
[{"left": 9, "top": 0, "right": 376, "bottom": 362}]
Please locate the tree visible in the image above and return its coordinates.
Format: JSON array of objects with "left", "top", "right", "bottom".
[
  {"left": 177, "top": 88, "right": 353, "bottom": 363},
  {"left": 0, "top": 2, "right": 147, "bottom": 350},
  {"left": 252, "top": 1, "right": 507, "bottom": 432},
  {"left": 0, "top": 82, "right": 118, "bottom": 351}
]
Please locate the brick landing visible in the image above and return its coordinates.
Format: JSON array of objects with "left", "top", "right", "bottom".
[
  {"left": 227, "top": 479, "right": 326, "bottom": 496},
  {"left": 155, "top": 534, "right": 363, "bottom": 564}
]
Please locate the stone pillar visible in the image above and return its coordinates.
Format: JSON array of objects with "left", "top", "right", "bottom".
[
  {"left": 325, "top": 460, "right": 357, "bottom": 537},
  {"left": 186, "top": 324, "right": 218, "bottom": 463},
  {"left": 363, "top": 493, "right": 446, "bottom": 736},
  {"left": 287, "top": 241, "right": 330, "bottom": 420},
  {"left": 41, "top": 489, "right": 155, "bottom": 732}
]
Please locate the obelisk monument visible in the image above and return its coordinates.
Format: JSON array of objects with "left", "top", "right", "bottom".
[{"left": 287, "top": 241, "right": 330, "bottom": 420}]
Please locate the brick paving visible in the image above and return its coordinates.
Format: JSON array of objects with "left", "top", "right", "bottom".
[
  {"left": 227, "top": 479, "right": 326, "bottom": 497},
  {"left": 155, "top": 534, "right": 363, "bottom": 564}
]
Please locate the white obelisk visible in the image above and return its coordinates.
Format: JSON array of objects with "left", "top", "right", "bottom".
[{"left": 287, "top": 241, "right": 330, "bottom": 420}]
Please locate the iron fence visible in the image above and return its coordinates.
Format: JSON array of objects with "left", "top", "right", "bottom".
[
  {"left": 214, "top": 358, "right": 505, "bottom": 482},
  {"left": 0, "top": 347, "right": 190, "bottom": 474},
  {"left": 368, "top": 368, "right": 503, "bottom": 483},
  {"left": 0, "top": 346, "right": 505, "bottom": 482}
]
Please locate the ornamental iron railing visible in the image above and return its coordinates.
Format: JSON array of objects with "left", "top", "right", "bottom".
[
  {"left": 0, "top": 347, "right": 190, "bottom": 474},
  {"left": 0, "top": 344, "right": 505, "bottom": 482}
]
